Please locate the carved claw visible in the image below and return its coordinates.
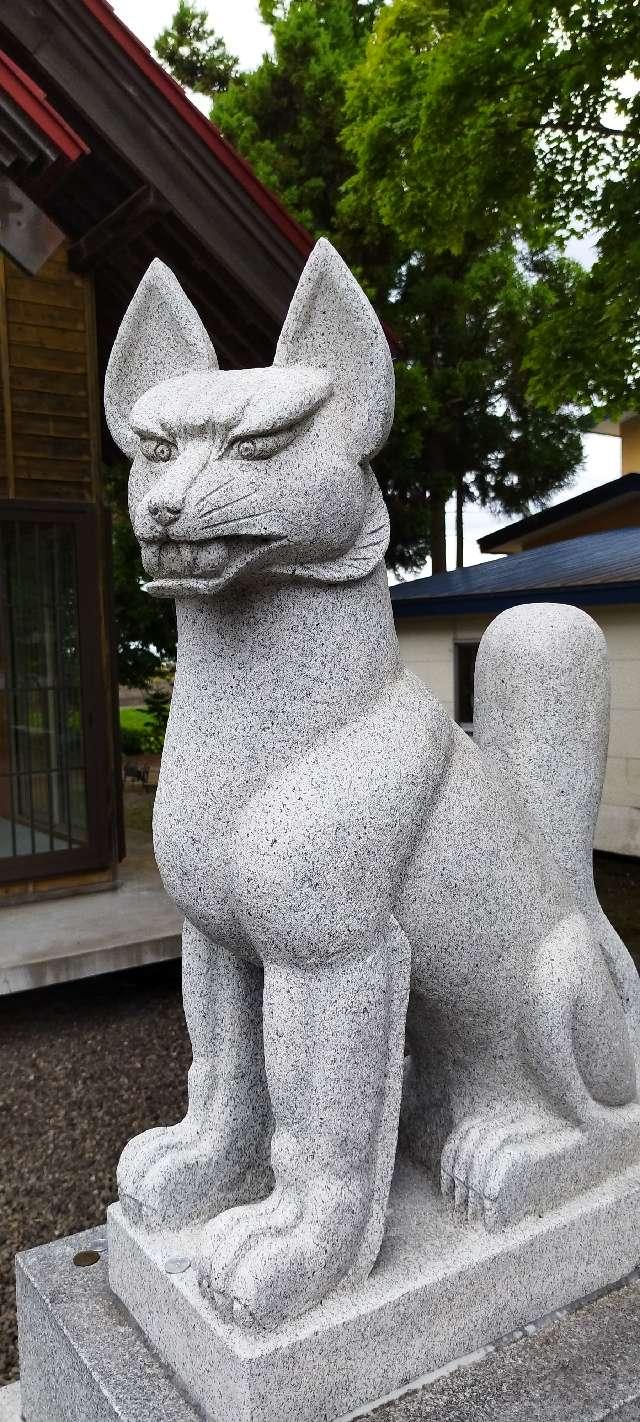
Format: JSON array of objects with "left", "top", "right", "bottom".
[
  {"left": 441, "top": 1108, "right": 564, "bottom": 1231},
  {"left": 196, "top": 1178, "right": 371, "bottom": 1329},
  {"left": 117, "top": 1124, "right": 271, "bottom": 1231}
]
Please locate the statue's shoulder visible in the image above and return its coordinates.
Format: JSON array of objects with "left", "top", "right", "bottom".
[
  {"left": 380, "top": 668, "right": 454, "bottom": 765},
  {"left": 317, "top": 669, "right": 454, "bottom": 805}
]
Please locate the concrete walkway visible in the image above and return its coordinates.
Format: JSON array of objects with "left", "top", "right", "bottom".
[{"left": 0, "top": 832, "right": 182, "bottom": 994}]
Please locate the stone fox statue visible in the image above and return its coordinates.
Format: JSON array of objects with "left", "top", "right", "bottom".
[{"left": 105, "top": 240, "right": 640, "bottom": 1330}]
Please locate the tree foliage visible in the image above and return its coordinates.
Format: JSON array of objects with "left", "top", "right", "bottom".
[
  {"left": 385, "top": 0, "right": 640, "bottom": 412},
  {"left": 105, "top": 463, "right": 177, "bottom": 688},
  {"left": 150, "top": 0, "right": 594, "bottom": 578},
  {"left": 155, "top": 0, "right": 237, "bottom": 95},
  {"left": 340, "top": 0, "right": 586, "bottom": 565}
]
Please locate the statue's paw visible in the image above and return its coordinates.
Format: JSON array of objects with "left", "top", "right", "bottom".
[
  {"left": 117, "top": 1124, "right": 186, "bottom": 1225},
  {"left": 441, "top": 1108, "right": 565, "bottom": 1230},
  {"left": 118, "top": 1125, "right": 269, "bottom": 1231},
  {"left": 196, "top": 1179, "right": 368, "bottom": 1328}
]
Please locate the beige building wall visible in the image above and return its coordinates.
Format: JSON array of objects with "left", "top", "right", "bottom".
[
  {"left": 621, "top": 416, "right": 640, "bottom": 475},
  {"left": 396, "top": 604, "right": 640, "bottom": 858}
]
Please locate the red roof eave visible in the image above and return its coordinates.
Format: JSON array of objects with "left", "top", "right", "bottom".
[
  {"left": 80, "top": 0, "right": 313, "bottom": 260},
  {"left": 0, "top": 48, "right": 89, "bottom": 162}
]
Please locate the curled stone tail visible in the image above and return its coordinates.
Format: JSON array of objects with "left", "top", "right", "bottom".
[{"left": 473, "top": 602, "right": 609, "bottom": 906}]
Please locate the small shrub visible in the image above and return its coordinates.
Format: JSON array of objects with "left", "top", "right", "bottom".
[
  {"left": 141, "top": 687, "right": 171, "bottom": 753},
  {"left": 120, "top": 722, "right": 144, "bottom": 755}
]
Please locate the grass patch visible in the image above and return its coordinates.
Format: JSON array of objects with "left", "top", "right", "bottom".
[
  {"left": 119, "top": 708, "right": 153, "bottom": 733},
  {"left": 119, "top": 706, "right": 157, "bottom": 755}
]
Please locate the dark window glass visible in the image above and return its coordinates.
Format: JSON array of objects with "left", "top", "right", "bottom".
[
  {"left": 0, "top": 520, "right": 89, "bottom": 858},
  {"left": 454, "top": 641, "right": 480, "bottom": 729}
]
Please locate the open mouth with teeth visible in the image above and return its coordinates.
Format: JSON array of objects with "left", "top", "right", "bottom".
[{"left": 140, "top": 536, "right": 284, "bottom": 597}]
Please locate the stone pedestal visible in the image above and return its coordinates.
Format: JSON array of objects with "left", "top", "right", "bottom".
[
  {"left": 15, "top": 1227, "right": 200, "bottom": 1422},
  {"left": 104, "top": 1158, "right": 640, "bottom": 1422},
  {"left": 13, "top": 1163, "right": 640, "bottom": 1422}
]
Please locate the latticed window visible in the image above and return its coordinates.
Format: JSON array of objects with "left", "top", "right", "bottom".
[{"left": 0, "top": 503, "right": 110, "bottom": 880}]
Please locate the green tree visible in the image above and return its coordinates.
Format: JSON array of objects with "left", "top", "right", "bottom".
[
  {"left": 390, "top": 0, "right": 640, "bottom": 414},
  {"left": 105, "top": 463, "right": 177, "bottom": 688},
  {"left": 153, "top": 0, "right": 586, "bottom": 572},
  {"left": 141, "top": 685, "right": 172, "bottom": 752},
  {"left": 155, "top": 0, "right": 237, "bottom": 96},
  {"left": 209, "top": 0, "right": 383, "bottom": 236},
  {"left": 340, "top": 0, "right": 586, "bottom": 565}
]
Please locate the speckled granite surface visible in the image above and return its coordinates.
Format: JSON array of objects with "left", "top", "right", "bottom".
[
  {"left": 16, "top": 1227, "right": 200, "bottom": 1422},
  {"left": 105, "top": 1159, "right": 640, "bottom": 1422},
  {"left": 102, "top": 235, "right": 640, "bottom": 1342},
  {"left": 14, "top": 1216, "right": 640, "bottom": 1422},
  {"left": 361, "top": 1266, "right": 640, "bottom": 1421},
  {"left": 0, "top": 1383, "right": 20, "bottom": 1422}
]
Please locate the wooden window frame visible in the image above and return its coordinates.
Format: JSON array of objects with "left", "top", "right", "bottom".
[{"left": 0, "top": 498, "right": 111, "bottom": 882}]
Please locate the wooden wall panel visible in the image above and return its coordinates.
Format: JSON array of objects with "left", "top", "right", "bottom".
[
  {"left": 0, "top": 250, "right": 120, "bottom": 898},
  {"left": 1, "top": 247, "right": 98, "bottom": 502},
  {"left": 0, "top": 372, "right": 7, "bottom": 499},
  {"left": 0, "top": 257, "right": 12, "bottom": 498}
]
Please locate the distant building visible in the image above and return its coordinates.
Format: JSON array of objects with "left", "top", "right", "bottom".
[
  {"left": 595, "top": 414, "right": 640, "bottom": 479},
  {"left": 0, "top": 0, "right": 313, "bottom": 902},
  {"left": 391, "top": 475, "right": 640, "bottom": 858}
]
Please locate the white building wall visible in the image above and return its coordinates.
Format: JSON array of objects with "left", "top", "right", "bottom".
[
  {"left": 588, "top": 606, "right": 640, "bottom": 858},
  {"left": 395, "top": 604, "right": 640, "bottom": 858}
]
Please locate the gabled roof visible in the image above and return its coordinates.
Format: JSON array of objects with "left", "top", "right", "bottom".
[
  {"left": 79, "top": 0, "right": 311, "bottom": 259},
  {"left": 391, "top": 528, "right": 640, "bottom": 617},
  {"left": 478, "top": 474, "right": 640, "bottom": 555},
  {"left": 0, "top": 49, "right": 89, "bottom": 172},
  {"left": 0, "top": 0, "right": 315, "bottom": 371}
]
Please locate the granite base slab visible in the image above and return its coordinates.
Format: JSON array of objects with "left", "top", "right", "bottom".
[
  {"left": 15, "top": 1227, "right": 201, "bottom": 1422},
  {"left": 0, "top": 1383, "right": 21, "bottom": 1422},
  {"left": 13, "top": 1199, "right": 640, "bottom": 1422},
  {"left": 107, "top": 1157, "right": 640, "bottom": 1422}
]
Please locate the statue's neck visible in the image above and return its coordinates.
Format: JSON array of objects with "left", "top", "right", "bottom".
[{"left": 173, "top": 563, "right": 400, "bottom": 730}]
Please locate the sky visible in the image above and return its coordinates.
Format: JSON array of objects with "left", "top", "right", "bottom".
[
  {"left": 114, "top": 0, "right": 622, "bottom": 572},
  {"left": 440, "top": 432, "right": 620, "bottom": 575},
  {"left": 111, "top": 0, "right": 272, "bottom": 78}
]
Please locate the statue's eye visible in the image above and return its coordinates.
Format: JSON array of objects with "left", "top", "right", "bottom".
[
  {"left": 229, "top": 428, "right": 297, "bottom": 461},
  {"left": 236, "top": 439, "right": 258, "bottom": 460},
  {"left": 140, "top": 438, "right": 175, "bottom": 463}
]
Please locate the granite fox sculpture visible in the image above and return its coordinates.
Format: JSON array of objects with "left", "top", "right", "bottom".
[{"left": 105, "top": 240, "right": 640, "bottom": 1330}]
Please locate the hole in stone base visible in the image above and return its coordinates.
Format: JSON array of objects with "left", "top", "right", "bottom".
[{"left": 73, "top": 1249, "right": 101, "bottom": 1267}]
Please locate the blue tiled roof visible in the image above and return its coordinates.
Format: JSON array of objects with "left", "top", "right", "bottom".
[{"left": 391, "top": 528, "right": 640, "bottom": 616}]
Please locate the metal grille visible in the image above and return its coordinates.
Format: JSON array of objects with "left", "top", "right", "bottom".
[{"left": 0, "top": 518, "right": 89, "bottom": 859}]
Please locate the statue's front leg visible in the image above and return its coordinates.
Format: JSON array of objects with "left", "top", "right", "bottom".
[
  {"left": 117, "top": 920, "right": 272, "bottom": 1229},
  {"left": 197, "top": 921, "right": 411, "bottom": 1326}
]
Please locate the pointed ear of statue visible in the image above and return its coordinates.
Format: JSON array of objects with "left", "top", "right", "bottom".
[
  {"left": 104, "top": 259, "right": 218, "bottom": 457},
  {"left": 274, "top": 239, "right": 395, "bottom": 462}
]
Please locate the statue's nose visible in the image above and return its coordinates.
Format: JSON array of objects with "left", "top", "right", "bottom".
[{"left": 148, "top": 497, "right": 183, "bottom": 527}]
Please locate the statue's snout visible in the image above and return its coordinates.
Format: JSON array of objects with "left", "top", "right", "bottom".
[{"left": 147, "top": 495, "right": 184, "bottom": 528}]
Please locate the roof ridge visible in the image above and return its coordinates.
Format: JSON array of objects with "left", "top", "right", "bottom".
[
  {"left": 79, "top": 0, "right": 313, "bottom": 257},
  {"left": 478, "top": 474, "right": 640, "bottom": 553}
]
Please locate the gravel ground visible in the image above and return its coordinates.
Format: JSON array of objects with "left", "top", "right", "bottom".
[
  {"left": 0, "top": 851, "right": 638, "bottom": 1385},
  {"left": 0, "top": 961, "right": 189, "bottom": 1384}
]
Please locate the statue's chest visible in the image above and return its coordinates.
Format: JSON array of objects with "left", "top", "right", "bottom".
[{"left": 150, "top": 703, "right": 310, "bottom": 946}]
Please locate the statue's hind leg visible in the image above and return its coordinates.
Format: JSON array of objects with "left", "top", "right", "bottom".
[
  {"left": 196, "top": 921, "right": 411, "bottom": 1327},
  {"left": 117, "top": 920, "right": 272, "bottom": 1229},
  {"left": 440, "top": 912, "right": 640, "bottom": 1230}
]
